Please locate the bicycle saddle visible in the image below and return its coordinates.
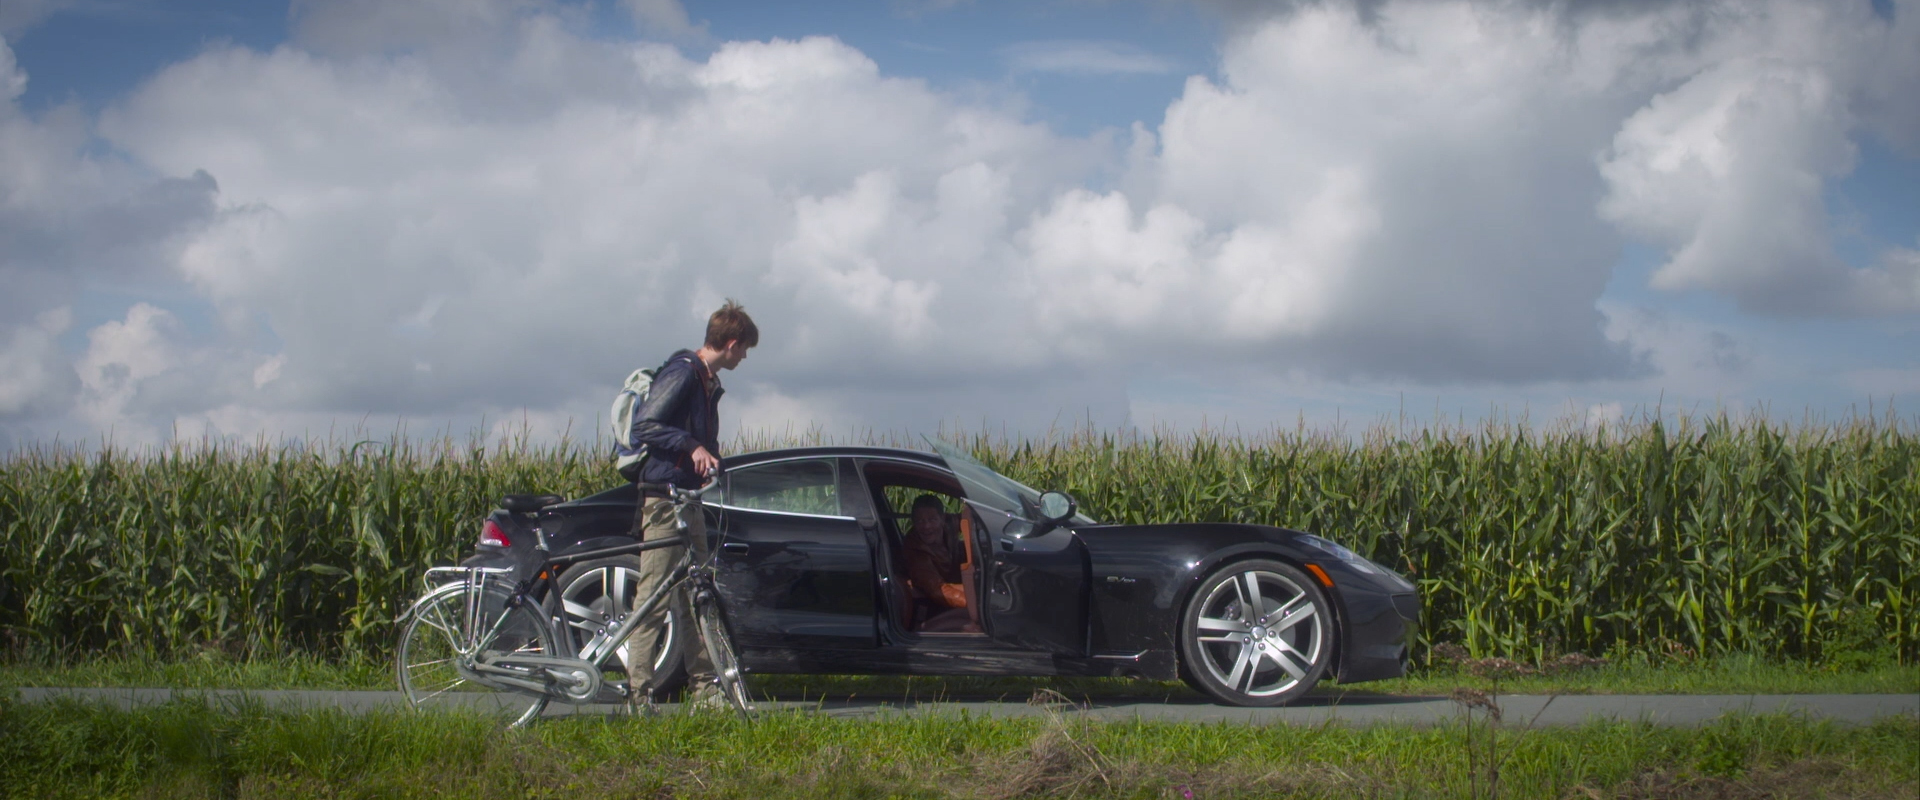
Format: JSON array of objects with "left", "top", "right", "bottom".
[{"left": 500, "top": 494, "right": 566, "bottom": 513}]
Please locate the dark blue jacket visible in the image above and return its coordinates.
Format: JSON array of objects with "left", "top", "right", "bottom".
[{"left": 631, "top": 349, "right": 722, "bottom": 489}]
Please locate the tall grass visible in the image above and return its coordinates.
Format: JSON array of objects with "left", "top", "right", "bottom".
[{"left": 1, "top": 413, "right": 1914, "bottom": 666}]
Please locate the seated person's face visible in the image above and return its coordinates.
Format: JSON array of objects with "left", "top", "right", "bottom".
[{"left": 910, "top": 506, "right": 946, "bottom": 541}]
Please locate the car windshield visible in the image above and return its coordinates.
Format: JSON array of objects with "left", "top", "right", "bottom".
[{"left": 928, "top": 439, "right": 1098, "bottom": 525}]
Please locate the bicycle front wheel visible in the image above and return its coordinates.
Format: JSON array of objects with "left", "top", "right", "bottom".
[
  {"left": 397, "top": 582, "right": 553, "bottom": 727},
  {"left": 691, "top": 584, "right": 754, "bottom": 719}
]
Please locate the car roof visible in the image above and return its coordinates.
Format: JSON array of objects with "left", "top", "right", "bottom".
[{"left": 720, "top": 445, "right": 948, "bottom": 470}]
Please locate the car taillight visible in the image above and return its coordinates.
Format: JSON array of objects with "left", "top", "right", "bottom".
[{"left": 480, "top": 519, "right": 511, "bottom": 548}]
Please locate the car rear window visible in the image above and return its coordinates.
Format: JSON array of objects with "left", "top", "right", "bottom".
[{"left": 725, "top": 459, "right": 841, "bottom": 516}]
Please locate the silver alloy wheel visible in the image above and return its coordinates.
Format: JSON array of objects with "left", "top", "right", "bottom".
[
  {"left": 559, "top": 562, "right": 677, "bottom": 676},
  {"left": 1190, "top": 566, "right": 1326, "bottom": 700}
]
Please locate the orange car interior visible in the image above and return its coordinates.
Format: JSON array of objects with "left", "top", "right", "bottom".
[{"left": 862, "top": 461, "right": 984, "bottom": 635}]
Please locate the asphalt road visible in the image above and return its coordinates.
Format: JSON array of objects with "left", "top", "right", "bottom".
[{"left": 13, "top": 687, "right": 1918, "bottom": 727}]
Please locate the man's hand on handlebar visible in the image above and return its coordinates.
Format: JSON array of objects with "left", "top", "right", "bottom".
[
  {"left": 637, "top": 470, "right": 721, "bottom": 503},
  {"left": 691, "top": 446, "right": 720, "bottom": 478}
]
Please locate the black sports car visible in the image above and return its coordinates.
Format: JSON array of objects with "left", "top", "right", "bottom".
[{"left": 465, "top": 442, "right": 1419, "bottom": 706}]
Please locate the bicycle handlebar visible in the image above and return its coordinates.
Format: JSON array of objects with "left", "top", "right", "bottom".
[{"left": 634, "top": 474, "right": 721, "bottom": 504}]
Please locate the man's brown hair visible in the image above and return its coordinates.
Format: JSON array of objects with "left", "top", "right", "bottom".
[{"left": 705, "top": 299, "right": 759, "bottom": 349}]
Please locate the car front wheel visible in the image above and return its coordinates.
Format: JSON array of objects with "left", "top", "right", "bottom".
[{"left": 1179, "top": 559, "right": 1333, "bottom": 706}]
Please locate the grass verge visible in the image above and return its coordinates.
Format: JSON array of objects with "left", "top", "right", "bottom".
[
  {"left": 1, "top": 694, "right": 1914, "bottom": 799},
  {"left": 0, "top": 651, "right": 391, "bottom": 691}
]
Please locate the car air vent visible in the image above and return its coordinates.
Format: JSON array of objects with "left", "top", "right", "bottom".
[{"left": 1391, "top": 593, "right": 1421, "bottom": 622}]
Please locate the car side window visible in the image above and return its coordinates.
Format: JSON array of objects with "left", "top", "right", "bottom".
[{"left": 725, "top": 459, "right": 840, "bottom": 516}]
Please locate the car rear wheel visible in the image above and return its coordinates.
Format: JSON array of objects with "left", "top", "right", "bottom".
[
  {"left": 555, "top": 556, "right": 687, "bottom": 701},
  {"left": 1179, "top": 559, "right": 1333, "bottom": 707}
]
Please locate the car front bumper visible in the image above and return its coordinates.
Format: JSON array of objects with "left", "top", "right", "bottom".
[{"left": 1331, "top": 577, "right": 1420, "bottom": 685}]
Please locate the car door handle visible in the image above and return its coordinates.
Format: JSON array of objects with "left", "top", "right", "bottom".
[
  {"left": 999, "top": 538, "right": 1015, "bottom": 552},
  {"left": 721, "top": 542, "right": 750, "bottom": 555}
]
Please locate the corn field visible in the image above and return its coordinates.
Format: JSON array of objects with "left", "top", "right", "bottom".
[{"left": 1, "top": 415, "right": 1914, "bottom": 665}]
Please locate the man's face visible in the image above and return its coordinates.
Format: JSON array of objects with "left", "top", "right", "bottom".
[
  {"left": 714, "top": 339, "right": 751, "bottom": 371},
  {"left": 911, "top": 507, "right": 944, "bottom": 539}
]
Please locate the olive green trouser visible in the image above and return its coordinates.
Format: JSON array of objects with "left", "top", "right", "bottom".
[{"left": 625, "top": 496, "right": 714, "bottom": 695}]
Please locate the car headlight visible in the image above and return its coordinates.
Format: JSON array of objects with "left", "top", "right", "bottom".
[
  {"left": 1299, "top": 534, "right": 1380, "bottom": 575},
  {"left": 1301, "top": 535, "right": 1418, "bottom": 592}
]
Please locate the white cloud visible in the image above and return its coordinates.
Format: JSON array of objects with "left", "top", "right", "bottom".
[
  {"left": 1128, "top": 0, "right": 1650, "bottom": 379},
  {"left": 252, "top": 353, "right": 286, "bottom": 389},
  {"left": 289, "top": 0, "right": 558, "bottom": 55},
  {"left": 0, "top": 307, "right": 73, "bottom": 416},
  {"left": 1599, "top": 302, "right": 1757, "bottom": 397},
  {"left": 0, "top": 0, "right": 77, "bottom": 37},
  {"left": 1004, "top": 40, "right": 1180, "bottom": 76},
  {"left": 89, "top": 25, "right": 1101, "bottom": 433},
  {"left": 1583, "top": 402, "right": 1626, "bottom": 432},
  {"left": 622, "top": 0, "right": 705, "bottom": 40},
  {"left": 0, "top": 33, "right": 23, "bottom": 100},
  {"left": 3, "top": 0, "right": 1917, "bottom": 448},
  {"left": 75, "top": 303, "right": 183, "bottom": 432},
  {"left": 0, "top": 34, "right": 218, "bottom": 443},
  {"left": 1596, "top": 0, "right": 1920, "bottom": 315}
]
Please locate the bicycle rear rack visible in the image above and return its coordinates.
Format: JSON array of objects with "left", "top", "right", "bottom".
[
  {"left": 423, "top": 564, "right": 512, "bottom": 589},
  {"left": 395, "top": 566, "right": 513, "bottom": 627}
]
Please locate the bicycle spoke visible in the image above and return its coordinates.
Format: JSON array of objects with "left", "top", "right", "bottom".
[
  {"left": 400, "top": 583, "right": 552, "bottom": 729},
  {"left": 421, "top": 601, "right": 465, "bottom": 652},
  {"left": 416, "top": 678, "right": 469, "bottom": 704}
]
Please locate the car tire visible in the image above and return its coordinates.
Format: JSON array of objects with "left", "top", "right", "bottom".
[
  {"left": 1178, "top": 559, "right": 1333, "bottom": 707},
  {"left": 554, "top": 555, "right": 688, "bottom": 701}
]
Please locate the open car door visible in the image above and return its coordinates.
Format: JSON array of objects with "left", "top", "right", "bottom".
[
  {"left": 966, "top": 501, "right": 1090, "bottom": 654},
  {"left": 928, "top": 439, "right": 1091, "bottom": 656}
]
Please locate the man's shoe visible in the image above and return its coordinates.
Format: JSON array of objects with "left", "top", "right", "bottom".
[
  {"left": 622, "top": 686, "right": 661, "bottom": 718},
  {"left": 684, "top": 682, "right": 728, "bottom": 714},
  {"left": 634, "top": 695, "right": 662, "bottom": 718}
]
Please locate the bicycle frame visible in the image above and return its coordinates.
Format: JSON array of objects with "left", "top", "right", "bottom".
[{"left": 400, "top": 479, "right": 722, "bottom": 705}]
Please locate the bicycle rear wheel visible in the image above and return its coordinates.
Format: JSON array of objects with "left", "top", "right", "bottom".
[
  {"left": 690, "top": 580, "right": 754, "bottom": 719},
  {"left": 397, "top": 582, "right": 553, "bottom": 727}
]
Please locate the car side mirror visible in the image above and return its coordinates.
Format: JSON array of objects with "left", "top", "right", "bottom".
[
  {"left": 1037, "top": 491, "right": 1076, "bottom": 524},
  {"left": 1002, "top": 518, "right": 1035, "bottom": 539}
]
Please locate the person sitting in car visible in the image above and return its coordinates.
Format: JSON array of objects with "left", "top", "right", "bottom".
[{"left": 904, "top": 494, "right": 977, "bottom": 633}]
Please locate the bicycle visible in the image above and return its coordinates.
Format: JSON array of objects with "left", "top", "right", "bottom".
[{"left": 394, "top": 478, "right": 753, "bottom": 725}]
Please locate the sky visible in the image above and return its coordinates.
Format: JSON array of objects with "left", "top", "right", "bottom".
[{"left": 0, "top": 0, "right": 1916, "bottom": 452}]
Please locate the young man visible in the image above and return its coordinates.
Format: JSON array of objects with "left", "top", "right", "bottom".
[
  {"left": 904, "top": 494, "right": 978, "bottom": 633},
  {"left": 625, "top": 300, "right": 757, "bottom": 706}
]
